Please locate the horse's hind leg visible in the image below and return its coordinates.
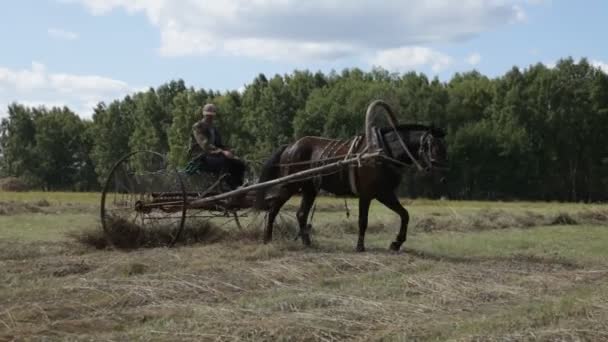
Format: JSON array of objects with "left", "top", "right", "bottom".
[
  {"left": 376, "top": 191, "right": 410, "bottom": 252},
  {"left": 296, "top": 182, "right": 317, "bottom": 247},
  {"left": 264, "top": 188, "right": 292, "bottom": 244},
  {"left": 356, "top": 196, "right": 372, "bottom": 252}
]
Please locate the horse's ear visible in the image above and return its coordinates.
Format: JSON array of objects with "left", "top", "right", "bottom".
[{"left": 431, "top": 125, "right": 446, "bottom": 138}]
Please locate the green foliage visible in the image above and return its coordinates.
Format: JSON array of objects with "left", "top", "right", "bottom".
[
  {"left": 90, "top": 99, "right": 135, "bottom": 184},
  {"left": 32, "top": 107, "right": 90, "bottom": 189},
  {"left": 241, "top": 73, "right": 294, "bottom": 160},
  {"left": 2, "top": 59, "right": 608, "bottom": 200},
  {"left": 1, "top": 105, "right": 95, "bottom": 190},
  {"left": 212, "top": 90, "right": 249, "bottom": 156},
  {"left": 129, "top": 89, "right": 167, "bottom": 155},
  {"left": 1, "top": 104, "right": 37, "bottom": 182},
  {"left": 167, "top": 89, "right": 208, "bottom": 167}
]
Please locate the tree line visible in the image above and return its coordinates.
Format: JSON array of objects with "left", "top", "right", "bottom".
[{"left": 1, "top": 57, "right": 607, "bottom": 201}]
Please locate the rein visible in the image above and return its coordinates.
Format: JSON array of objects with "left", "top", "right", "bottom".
[
  {"left": 363, "top": 100, "right": 427, "bottom": 172},
  {"left": 386, "top": 121, "right": 427, "bottom": 172}
]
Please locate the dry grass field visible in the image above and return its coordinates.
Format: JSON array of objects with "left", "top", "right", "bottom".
[{"left": 1, "top": 192, "right": 608, "bottom": 341}]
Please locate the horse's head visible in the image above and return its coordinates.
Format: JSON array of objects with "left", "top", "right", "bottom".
[
  {"left": 381, "top": 124, "right": 448, "bottom": 171},
  {"left": 418, "top": 126, "right": 448, "bottom": 171}
]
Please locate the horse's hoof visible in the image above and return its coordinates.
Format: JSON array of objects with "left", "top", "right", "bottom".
[
  {"left": 389, "top": 241, "right": 402, "bottom": 252},
  {"left": 356, "top": 245, "right": 365, "bottom": 252},
  {"left": 301, "top": 234, "right": 312, "bottom": 247}
]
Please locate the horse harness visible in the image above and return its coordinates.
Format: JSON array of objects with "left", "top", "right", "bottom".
[
  {"left": 276, "top": 128, "right": 434, "bottom": 195},
  {"left": 278, "top": 136, "right": 367, "bottom": 195}
]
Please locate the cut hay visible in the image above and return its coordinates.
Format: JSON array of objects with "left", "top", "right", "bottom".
[
  {"left": 412, "top": 209, "right": 540, "bottom": 233},
  {"left": 414, "top": 217, "right": 445, "bottom": 232},
  {"left": 0, "top": 201, "right": 45, "bottom": 215},
  {"left": 284, "top": 201, "right": 350, "bottom": 213},
  {"left": 550, "top": 212, "right": 578, "bottom": 225},
  {"left": 69, "top": 217, "right": 226, "bottom": 250},
  {"left": 412, "top": 209, "right": 593, "bottom": 233},
  {"left": 0, "top": 177, "right": 29, "bottom": 191},
  {"left": 339, "top": 220, "right": 387, "bottom": 234},
  {"left": 575, "top": 208, "right": 608, "bottom": 223},
  {"left": 70, "top": 213, "right": 299, "bottom": 250},
  {"left": 230, "top": 213, "right": 299, "bottom": 242}
]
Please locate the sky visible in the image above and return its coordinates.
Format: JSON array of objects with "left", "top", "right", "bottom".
[{"left": 0, "top": 0, "right": 607, "bottom": 119}]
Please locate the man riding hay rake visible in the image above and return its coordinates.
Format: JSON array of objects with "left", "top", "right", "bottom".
[
  {"left": 185, "top": 103, "right": 247, "bottom": 192},
  {"left": 100, "top": 100, "right": 448, "bottom": 251}
]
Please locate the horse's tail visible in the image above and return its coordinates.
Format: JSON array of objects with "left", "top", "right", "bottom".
[{"left": 254, "top": 144, "right": 289, "bottom": 210}]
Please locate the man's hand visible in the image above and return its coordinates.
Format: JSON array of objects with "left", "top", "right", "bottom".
[{"left": 221, "top": 150, "right": 234, "bottom": 159}]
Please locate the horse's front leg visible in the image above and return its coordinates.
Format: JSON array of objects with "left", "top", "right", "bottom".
[
  {"left": 296, "top": 182, "right": 317, "bottom": 246},
  {"left": 264, "top": 189, "right": 291, "bottom": 244},
  {"left": 356, "top": 197, "right": 372, "bottom": 252},
  {"left": 376, "top": 191, "right": 410, "bottom": 252}
]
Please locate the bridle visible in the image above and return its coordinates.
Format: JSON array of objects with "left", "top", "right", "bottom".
[
  {"left": 383, "top": 128, "right": 445, "bottom": 173},
  {"left": 418, "top": 131, "right": 434, "bottom": 171},
  {"left": 418, "top": 131, "right": 448, "bottom": 171},
  {"left": 364, "top": 100, "right": 446, "bottom": 173}
]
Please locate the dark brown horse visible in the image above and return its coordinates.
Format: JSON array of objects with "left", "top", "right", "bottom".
[{"left": 256, "top": 101, "right": 448, "bottom": 252}]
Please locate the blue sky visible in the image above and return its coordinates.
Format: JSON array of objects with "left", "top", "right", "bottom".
[{"left": 1, "top": 0, "right": 606, "bottom": 118}]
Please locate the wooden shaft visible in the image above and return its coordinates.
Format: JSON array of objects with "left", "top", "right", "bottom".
[
  {"left": 152, "top": 191, "right": 212, "bottom": 197},
  {"left": 187, "top": 151, "right": 381, "bottom": 209}
]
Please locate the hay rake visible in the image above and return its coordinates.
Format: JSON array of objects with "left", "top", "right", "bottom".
[{"left": 100, "top": 100, "right": 406, "bottom": 247}]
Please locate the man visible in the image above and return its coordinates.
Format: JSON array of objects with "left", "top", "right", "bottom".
[{"left": 189, "top": 103, "right": 246, "bottom": 190}]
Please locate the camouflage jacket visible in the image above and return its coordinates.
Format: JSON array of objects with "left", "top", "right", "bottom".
[{"left": 190, "top": 120, "right": 224, "bottom": 156}]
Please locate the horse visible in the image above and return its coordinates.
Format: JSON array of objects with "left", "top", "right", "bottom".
[{"left": 255, "top": 101, "right": 448, "bottom": 252}]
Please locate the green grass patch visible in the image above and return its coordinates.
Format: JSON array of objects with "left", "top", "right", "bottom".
[
  {"left": 0, "top": 213, "right": 97, "bottom": 241},
  {"left": 409, "top": 225, "right": 608, "bottom": 266},
  {"left": 0, "top": 191, "right": 99, "bottom": 205}
]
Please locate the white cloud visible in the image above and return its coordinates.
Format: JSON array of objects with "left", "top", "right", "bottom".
[
  {"left": 16, "top": 100, "right": 71, "bottom": 110},
  {"left": 48, "top": 28, "right": 79, "bottom": 40},
  {"left": 223, "top": 39, "right": 357, "bottom": 62},
  {"left": 64, "top": 0, "right": 532, "bottom": 62},
  {"left": 49, "top": 73, "right": 129, "bottom": 94},
  {"left": 0, "top": 62, "right": 134, "bottom": 118},
  {"left": 370, "top": 46, "right": 453, "bottom": 73},
  {"left": 0, "top": 62, "right": 47, "bottom": 91},
  {"left": 592, "top": 60, "right": 608, "bottom": 74},
  {"left": 512, "top": 5, "right": 527, "bottom": 22},
  {"left": 466, "top": 52, "right": 482, "bottom": 66},
  {"left": 527, "top": 0, "right": 551, "bottom": 5}
]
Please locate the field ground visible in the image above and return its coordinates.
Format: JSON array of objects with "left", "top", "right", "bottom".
[{"left": 1, "top": 192, "right": 608, "bottom": 341}]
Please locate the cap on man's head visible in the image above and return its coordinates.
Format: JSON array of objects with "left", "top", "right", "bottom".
[{"left": 202, "top": 103, "right": 217, "bottom": 116}]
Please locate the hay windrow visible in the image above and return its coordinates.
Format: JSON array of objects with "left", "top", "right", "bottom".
[
  {"left": 70, "top": 213, "right": 300, "bottom": 250},
  {"left": 0, "top": 201, "right": 45, "bottom": 215},
  {"left": 70, "top": 217, "right": 227, "bottom": 250},
  {"left": 577, "top": 208, "right": 608, "bottom": 222},
  {"left": 550, "top": 212, "right": 578, "bottom": 225},
  {"left": 76, "top": 205, "right": 606, "bottom": 249},
  {"left": 413, "top": 208, "right": 607, "bottom": 233}
]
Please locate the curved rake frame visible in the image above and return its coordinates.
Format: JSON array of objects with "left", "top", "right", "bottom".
[{"left": 100, "top": 150, "right": 187, "bottom": 247}]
